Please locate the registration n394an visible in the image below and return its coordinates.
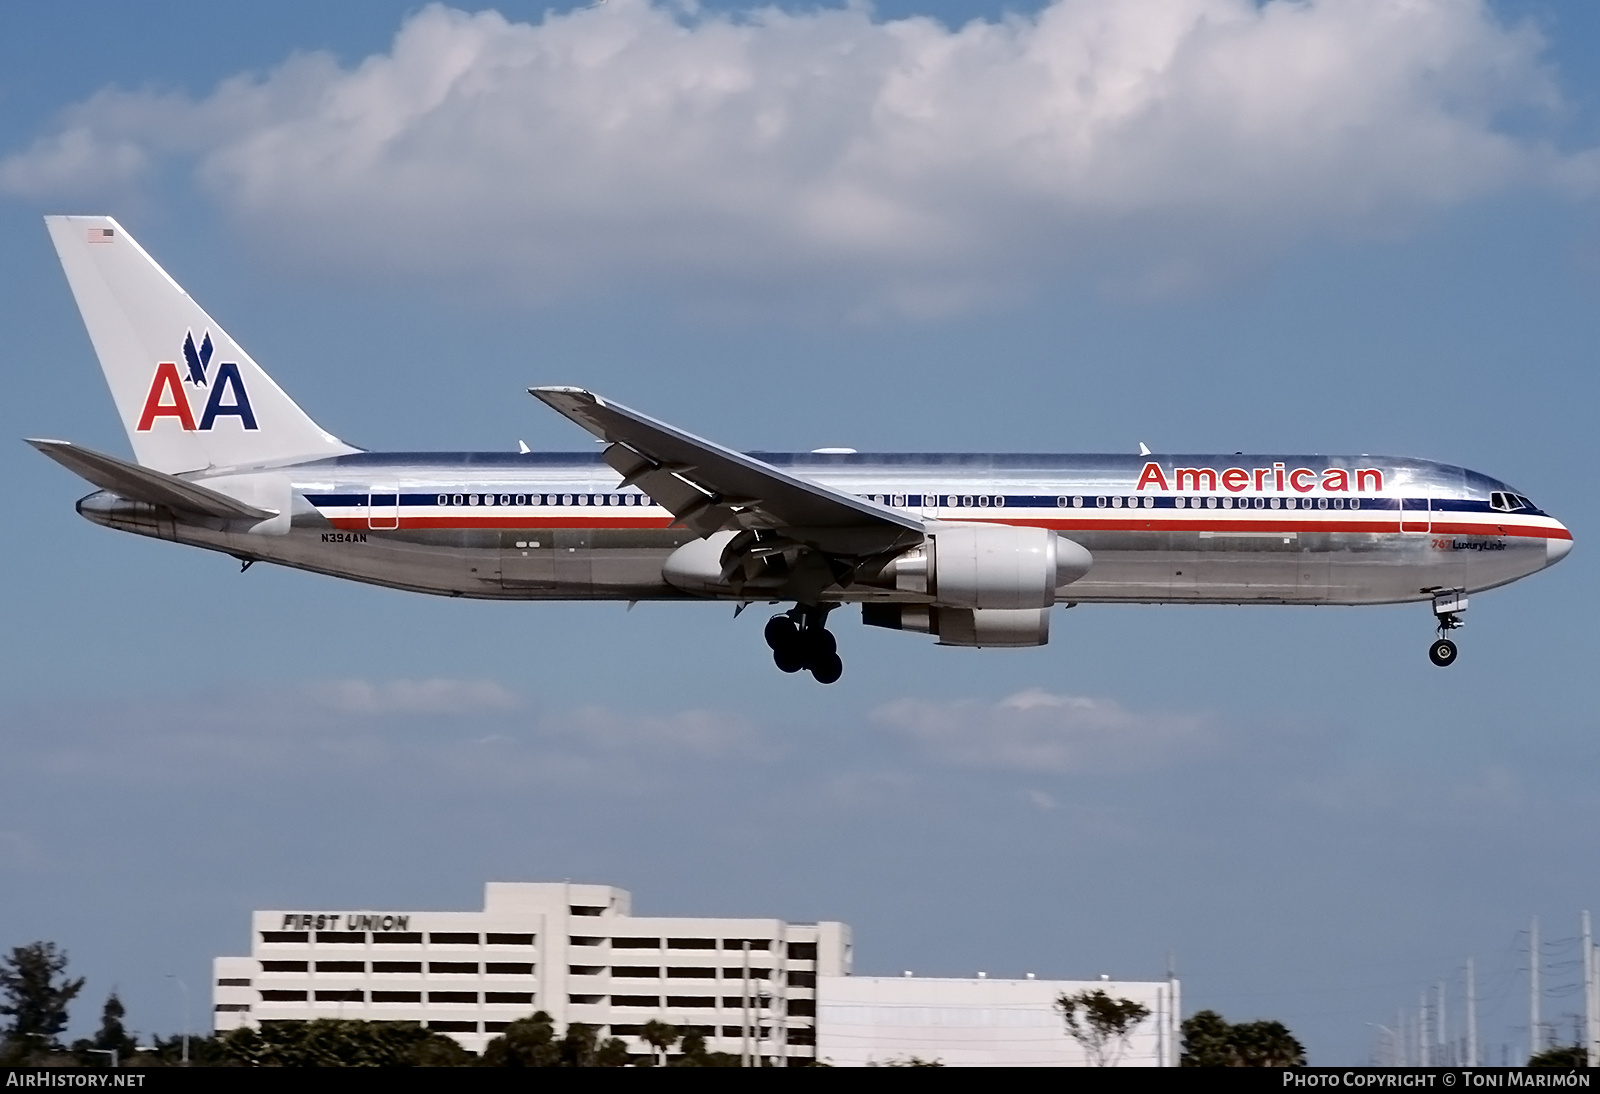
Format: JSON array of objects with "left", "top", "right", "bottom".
[{"left": 31, "top": 217, "right": 1572, "bottom": 683}]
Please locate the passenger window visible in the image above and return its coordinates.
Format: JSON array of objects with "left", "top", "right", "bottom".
[
  {"left": 562, "top": 494, "right": 573, "bottom": 506},
  {"left": 962, "top": 495, "right": 974, "bottom": 507},
  {"left": 469, "top": 495, "right": 480, "bottom": 506},
  {"left": 1073, "top": 497, "right": 1083, "bottom": 508}
]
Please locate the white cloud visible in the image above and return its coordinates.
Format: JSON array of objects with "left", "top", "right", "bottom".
[
  {"left": 4, "top": 0, "right": 1592, "bottom": 311},
  {"left": 310, "top": 677, "right": 520, "bottom": 715},
  {"left": 873, "top": 687, "right": 1206, "bottom": 771}
]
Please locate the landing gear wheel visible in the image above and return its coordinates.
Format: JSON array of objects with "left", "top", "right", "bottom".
[
  {"left": 810, "top": 653, "right": 843, "bottom": 685},
  {"left": 1428, "top": 638, "right": 1457, "bottom": 667},
  {"left": 801, "top": 628, "right": 837, "bottom": 660},
  {"left": 764, "top": 616, "right": 798, "bottom": 651},
  {"left": 773, "top": 644, "right": 805, "bottom": 673}
]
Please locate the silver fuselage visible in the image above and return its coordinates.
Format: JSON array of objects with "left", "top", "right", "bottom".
[{"left": 75, "top": 450, "right": 1570, "bottom": 605}]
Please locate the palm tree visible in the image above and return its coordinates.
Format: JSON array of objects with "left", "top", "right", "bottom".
[{"left": 638, "top": 1020, "right": 680, "bottom": 1066}]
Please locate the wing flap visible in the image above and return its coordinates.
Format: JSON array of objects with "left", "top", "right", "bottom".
[{"left": 27, "top": 438, "right": 277, "bottom": 520}]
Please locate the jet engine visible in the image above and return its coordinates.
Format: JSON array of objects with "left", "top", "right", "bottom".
[
  {"left": 888, "top": 524, "right": 1092, "bottom": 609},
  {"left": 862, "top": 604, "right": 1052, "bottom": 647}
]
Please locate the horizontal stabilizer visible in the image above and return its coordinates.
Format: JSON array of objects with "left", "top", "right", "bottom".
[{"left": 26, "top": 438, "right": 276, "bottom": 520}]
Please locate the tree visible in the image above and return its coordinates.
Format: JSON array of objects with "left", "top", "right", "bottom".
[
  {"left": 638, "top": 1019, "right": 680, "bottom": 1066},
  {"left": 71, "top": 992, "right": 138, "bottom": 1065},
  {"left": 1529, "top": 1044, "right": 1587, "bottom": 1068},
  {"left": 480, "top": 1012, "right": 560, "bottom": 1067},
  {"left": 1181, "top": 1010, "right": 1306, "bottom": 1067},
  {"left": 671, "top": 1030, "right": 739, "bottom": 1067},
  {"left": 1178, "top": 1009, "right": 1234, "bottom": 1067},
  {"left": 219, "top": 1019, "right": 470, "bottom": 1067},
  {"left": 479, "top": 1012, "right": 629, "bottom": 1067},
  {"left": 0, "top": 941, "right": 85, "bottom": 1062},
  {"left": 1055, "top": 988, "right": 1151, "bottom": 1066}
]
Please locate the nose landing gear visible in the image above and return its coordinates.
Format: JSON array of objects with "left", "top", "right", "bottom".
[
  {"left": 1428, "top": 589, "right": 1467, "bottom": 667},
  {"left": 764, "top": 606, "right": 843, "bottom": 684}
]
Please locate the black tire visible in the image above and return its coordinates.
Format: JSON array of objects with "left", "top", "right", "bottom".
[
  {"left": 810, "top": 653, "right": 843, "bottom": 685},
  {"left": 802, "top": 628, "right": 837, "bottom": 660},
  {"left": 1428, "top": 638, "right": 1457, "bottom": 667},
  {"left": 773, "top": 644, "right": 806, "bottom": 673},
  {"left": 764, "top": 616, "right": 798, "bottom": 651}
]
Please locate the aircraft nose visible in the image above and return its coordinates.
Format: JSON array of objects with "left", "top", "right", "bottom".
[{"left": 1547, "top": 528, "right": 1574, "bottom": 567}]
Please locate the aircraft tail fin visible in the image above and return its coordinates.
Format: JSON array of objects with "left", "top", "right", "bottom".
[{"left": 44, "top": 216, "right": 357, "bottom": 474}]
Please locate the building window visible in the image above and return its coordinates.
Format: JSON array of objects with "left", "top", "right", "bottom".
[
  {"left": 214, "top": 1003, "right": 251, "bottom": 1012},
  {"left": 259, "top": 932, "right": 307, "bottom": 944},
  {"left": 428, "top": 1021, "right": 478, "bottom": 1033},
  {"left": 568, "top": 995, "right": 605, "bottom": 1005},
  {"left": 787, "top": 999, "right": 816, "bottom": 1017},
  {"left": 485, "top": 962, "right": 533, "bottom": 975},
  {"left": 486, "top": 933, "right": 534, "bottom": 946},
  {"left": 787, "top": 971, "right": 816, "bottom": 988},
  {"left": 315, "top": 961, "right": 364, "bottom": 973},
  {"left": 372, "top": 933, "right": 422, "bottom": 945},
  {"left": 666, "top": 967, "right": 716, "bottom": 979},
  {"left": 570, "top": 937, "right": 603, "bottom": 947},
  {"left": 316, "top": 932, "right": 365, "bottom": 944},
  {"left": 429, "top": 962, "right": 479, "bottom": 974},
  {"left": 259, "top": 991, "right": 307, "bottom": 1002},
  {"left": 612, "top": 966, "right": 657, "bottom": 978},
  {"left": 429, "top": 933, "right": 480, "bottom": 945},
  {"left": 667, "top": 938, "right": 716, "bottom": 950},
  {"left": 261, "top": 961, "right": 308, "bottom": 973},
  {"left": 569, "top": 966, "right": 604, "bottom": 977},
  {"left": 315, "top": 990, "right": 364, "bottom": 1002},
  {"left": 787, "top": 1028, "right": 817, "bottom": 1046},
  {"left": 786, "top": 943, "right": 817, "bottom": 961},
  {"left": 485, "top": 1022, "right": 512, "bottom": 1033},
  {"left": 485, "top": 992, "right": 534, "bottom": 1005},
  {"left": 721, "top": 997, "right": 771, "bottom": 1009},
  {"left": 723, "top": 939, "right": 771, "bottom": 951},
  {"left": 372, "top": 962, "right": 422, "bottom": 974},
  {"left": 571, "top": 905, "right": 606, "bottom": 917},
  {"left": 372, "top": 991, "right": 422, "bottom": 1003},
  {"left": 666, "top": 996, "right": 716, "bottom": 1008},
  {"left": 428, "top": 992, "right": 478, "bottom": 1004},
  {"left": 612, "top": 996, "right": 659, "bottom": 1008},
  {"left": 612, "top": 938, "right": 660, "bottom": 949},
  {"left": 216, "top": 978, "right": 251, "bottom": 987}
]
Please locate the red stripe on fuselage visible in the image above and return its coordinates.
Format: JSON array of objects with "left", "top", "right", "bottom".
[{"left": 320, "top": 514, "right": 1570, "bottom": 539}]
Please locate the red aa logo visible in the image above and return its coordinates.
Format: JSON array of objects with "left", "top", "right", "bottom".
[{"left": 136, "top": 331, "right": 258, "bottom": 432}]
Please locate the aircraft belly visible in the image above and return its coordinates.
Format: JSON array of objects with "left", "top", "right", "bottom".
[{"left": 122, "top": 510, "right": 1550, "bottom": 607}]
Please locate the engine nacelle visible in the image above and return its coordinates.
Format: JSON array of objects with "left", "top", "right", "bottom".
[
  {"left": 862, "top": 604, "right": 1052, "bottom": 647},
  {"left": 891, "top": 524, "right": 1091, "bottom": 608}
]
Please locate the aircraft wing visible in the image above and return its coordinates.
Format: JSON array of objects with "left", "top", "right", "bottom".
[
  {"left": 529, "top": 387, "right": 923, "bottom": 556},
  {"left": 27, "top": 438, "right": 277, "bottom": 521}
]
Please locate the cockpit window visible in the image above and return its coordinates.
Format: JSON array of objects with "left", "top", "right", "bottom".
[{"left": 1490, "top": 491, "right": 1529, "bottom": 513}]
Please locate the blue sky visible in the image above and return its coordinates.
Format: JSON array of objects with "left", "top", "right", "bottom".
[{"left": 2, "top": 0, "right": 1598, "bottom": 1064}]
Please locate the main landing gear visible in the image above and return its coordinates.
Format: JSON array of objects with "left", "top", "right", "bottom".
[
  {"left": 1428, "top": 589, "right": 1467, "bottom": 668},
  {"left": 765, "top": 606, "right": 843, "bottom": 684}
]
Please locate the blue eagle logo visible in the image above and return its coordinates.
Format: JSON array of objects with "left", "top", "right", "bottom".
[{"left": 182, "top": 331, "right": 213, "bottom": 386}]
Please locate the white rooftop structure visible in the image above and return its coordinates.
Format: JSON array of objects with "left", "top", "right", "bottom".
[{"left": 816, "top": 974, "right": 1180, "bottom": 1067}]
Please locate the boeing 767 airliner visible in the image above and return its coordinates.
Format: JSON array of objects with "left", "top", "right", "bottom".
[{"left": 29, "top": 217, "right": 1572, "bottom": 683}]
